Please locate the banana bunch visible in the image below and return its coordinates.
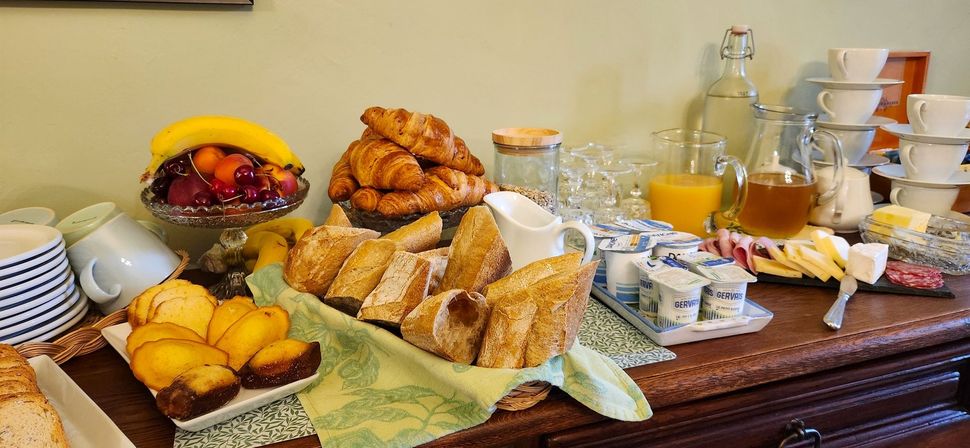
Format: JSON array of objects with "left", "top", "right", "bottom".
[
  {"left": 142, "top": 115, "right": 305, "bottom": 182},
  {"left": 242, "top": 217, "right": 314, "bottom": 273}
]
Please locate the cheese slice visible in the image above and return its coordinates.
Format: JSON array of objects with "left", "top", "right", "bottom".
[
  {"left": 872, "top": 205, "right": 931, "bottom": 233},
  {"left": 818, "top": 235, "right": 850, "bottom": 268},
  {"left": 797, "top": 245, "right": 845, "bottom": 281},
  {"left": 767, "top": 245, "right": 809, "bottom": 274},
  {"left": 846, "top": 243, "right": 889, "bottom": 285},
  {"left": 752, "top": 256, "right": 802, "bottom": 278},
  {"left": 783, "top": 244, "right": 820, "bottom": 279}
]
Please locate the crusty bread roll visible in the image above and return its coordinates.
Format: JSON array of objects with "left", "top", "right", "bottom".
[
  {"left": 382, "top": 211, "right": 442, "bottom": 252},
  {"left": 357, "top": 251, "right": 432, "bottom": 327},
  {"left": 325, "top": 239, "right": 401, "bottom": 314},
  {"left": 435, "top": 206, "right": 511, "bottom": 294},
  {"left": 416, "top": 247, "right": 449, "bottom": 293},
  {"left": 284, "top": 226, "right": 379, "bottom": 297},
  {"left": 401, "top": 289, "right": 488, "bottom": 364},
  {"left": 524, "top": 261, "right": 599, "bottom": 367},
  {"left": 482, "top": 253, "right": 583, "bottom": 308},
  {"left": 323, "top": 204, "right": 352, "bottom": 227},
  {"left": 476, "top": 295, "right": 537, "bottom": 369}
]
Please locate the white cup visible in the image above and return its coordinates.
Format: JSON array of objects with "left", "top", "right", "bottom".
[
  {"left": 0, "top": 207, "right": 58, "bottom": 226},
  {"left": 828, "top": 48, "right": 889, "bottom": 82},
  {"left": 907, "top": 94, "right": 970, "bottom": 136},
  {"left": 56, "top": 202, "right": 122, "bottom": 247},
  {"left": 65, "top": 212, "right": 181, "bottom": 314},
  {"left": 815, "top": 125, "right": 876, "bottom": 165},
  {"left": 898, "top": 138, "right": 969, "bottom": 182},
  {"left": 890, "top": 181, "right": 959, "bottom": 216},
  {"left": 817, "top": 88, "right": 882, "bottom": 124}
]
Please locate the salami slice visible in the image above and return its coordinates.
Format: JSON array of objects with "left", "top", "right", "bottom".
[{"left": 885, "top": 261, "right": 944, "bottom": 289}]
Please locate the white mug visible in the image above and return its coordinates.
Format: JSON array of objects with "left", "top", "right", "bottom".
[
  {"left": 890, "top": 181, "right": 959, "bottom": 216},
  {"left": 65, "top": 212, "right": 181, "bottom": 314},
  {"left": 907, "top": 94, "right": 970, "bottom": 136},
  {"left": 898, "top": 138, "right": 968, "bottom": 182},
  {"left": 828, "top": 48, "right": 889, "bottom": 82},
  {"left": 817, "top": 88, "right": 882, "bottom": 124},
  {"left": 809, "top": 165, "right": 873, "bottom": 232},
  {"left": 815, "top": 125, "right": 876, "bottom": 165},
  {"left": 483, "top": 191, "right": 594, "bottom": 270},
  {"left": 0, "top": 207, "right": 58, "bottom": 226}
]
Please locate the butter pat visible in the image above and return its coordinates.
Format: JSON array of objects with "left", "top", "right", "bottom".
[
  {"left": 846, "top": 243, "right": 889, "bottom": 285},
  {"left": 872, "top": 205, "right": 931, "bottom": 233}
]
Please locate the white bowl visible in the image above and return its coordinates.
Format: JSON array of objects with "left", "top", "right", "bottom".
[
  {"left": 0, "top": 273, "right": 75, "bottom": 320},
  {"left": 0, "top": 224, "right": 64, "bottom": 268}
]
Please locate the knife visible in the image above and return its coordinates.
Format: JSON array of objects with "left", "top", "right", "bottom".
[{"left": 823, "top": 275, "right": 858, "bottom": 331}]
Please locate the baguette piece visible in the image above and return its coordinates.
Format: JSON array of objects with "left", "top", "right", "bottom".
[
  {"left": 382, "top": 211, "right": 442, "bottom": 252},
  {"left": 435, "top": 206, "right": 511, "bottom": 294},
  {"left": 400, "top": 289, "right": 489, "bottom": 364},
  {"left": 357, "top": 251, "right": 432, "bottom": 328},
  {"left": 323, "top": 204, "right": 352, "bottom": 227},
  {"left": 482, "top": 253, "right": 583, "bottom": 308},
  {"left": 524, "top": 261, "right": 598, "bottom": 367},
  {"left": 416, "top": 247, "right": 449, "bottom": 293},
  {"left": 0, "top": 378, "right": 40, "bottom": 396},
  {"left": 0, "top": 393, "right": 68, "bottom": 448},
  {"left": 155, "top": 365, "right": 241, "bottom": 420},
  {"left": 324, "top": 239, "right": 401, "bottom": 314},
  {"left": 476, "top": 295, "right": 538, "bottom": 369},
  {"left": 284, "top": 225, "right": 380, "bottom": 297}
]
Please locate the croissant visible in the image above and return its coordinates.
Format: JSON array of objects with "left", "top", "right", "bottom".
[
  {"left": 360, "top": 107, "right": 485, "bottom": 176},
  {"left": 376, "top": 166, "right": 498, "bottom": 217},
  {"left": 327, "top": 144, "right": 359, "bottom": 202},
  {"left": 350, "top": 187, "right": 384, "bottom": 212},
  {"left": 348, "top": 138, "right": 426, "bottom": 191}
]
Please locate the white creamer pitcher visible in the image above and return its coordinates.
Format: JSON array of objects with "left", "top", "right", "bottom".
[{"left": 484, "top": 191, "right": 595, "bottom": 270}]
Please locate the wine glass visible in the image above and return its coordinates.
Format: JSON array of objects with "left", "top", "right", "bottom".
[
  {"left": 593, "top": 160, "right": 633, "bottom": 224},
  {"left": 619, "top": 156, "right": 658, "bottom": 219},
  {"left": 571, "top": 143, "right": 615, "bottom": 211}
]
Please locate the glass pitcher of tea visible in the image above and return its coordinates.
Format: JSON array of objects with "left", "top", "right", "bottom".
[
  {"left": 736, "top": 104, "right": 845, "bottom": 238},
  {"left": 649, "top": 129, "right": 748, "bottom": 237}
]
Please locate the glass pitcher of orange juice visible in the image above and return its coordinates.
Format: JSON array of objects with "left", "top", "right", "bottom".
[
  {"left": 735, "top": 104, "right": 845, "bottom": 238},
  {"left": 649, "top": 129, "right": 747, "bottom": 237}
]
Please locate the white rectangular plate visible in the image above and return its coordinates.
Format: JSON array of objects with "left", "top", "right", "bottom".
[
  {"left": 101, "top": 322, "right": 319, "bottom": 432},
  {"left": 591, "top": 283, "right": 773, "bottom": 346},
  {"left": 28, "top": 355, "right": 135, "bottom": 448}
]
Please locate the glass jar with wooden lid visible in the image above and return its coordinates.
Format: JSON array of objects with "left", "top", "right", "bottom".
[{"left": 492, "top": 128, "right": 562, "bottom": 213}]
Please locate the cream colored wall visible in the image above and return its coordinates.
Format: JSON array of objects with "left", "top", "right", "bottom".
[{"left": 1, "top": 0, "right": 968, "bottom": 256}]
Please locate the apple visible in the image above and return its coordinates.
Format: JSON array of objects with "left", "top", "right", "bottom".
[
  {"left": 191, "top": 146, "right": 226, "bottom": 176},
  {"left": 214, "top": 154, "right": 253, "bottom": 186},
  {"left": 259, "top": 164, "right": 298, "bottom": 197},
  {"left": 167, "top": 171, "right": 211, "bottom": 206}
]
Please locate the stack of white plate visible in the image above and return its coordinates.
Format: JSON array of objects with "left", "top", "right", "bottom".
[{"left": 0, "top": 224, "right": 89, "bottom": 345}]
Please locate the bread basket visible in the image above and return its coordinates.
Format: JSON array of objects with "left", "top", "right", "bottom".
[
  {"left": 496, "top": 380, "right": 552, "bottom": 411},
  {"left": 338, "top": 201, "right": 471, "bottom": 235}
]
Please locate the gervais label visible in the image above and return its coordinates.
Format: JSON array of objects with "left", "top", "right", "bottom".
[
  {"left": 633, "top": 258, "right": 668, "bottom": 318},
  {"left": 650, "top": 268, "right": 710, "bottom": 329},
  {"left": 695, "top": 265, "right": 756, "bottom": 320}
]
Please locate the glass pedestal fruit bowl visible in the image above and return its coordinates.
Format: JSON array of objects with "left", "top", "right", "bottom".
[{"left": 141, "top": 177, "right": 309, "bottom": 298}]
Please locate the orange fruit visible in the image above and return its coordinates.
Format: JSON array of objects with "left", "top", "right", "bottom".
[
  {"left": 192, "top": 146, "right": 227, "bottom": 176},
  {"left": 214, "top": 154, "right": 254, "bottom": 186}
]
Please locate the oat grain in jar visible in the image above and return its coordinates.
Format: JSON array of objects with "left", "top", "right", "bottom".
[{"left": 493, "top": 128, "right": 562, "bottom": 213}]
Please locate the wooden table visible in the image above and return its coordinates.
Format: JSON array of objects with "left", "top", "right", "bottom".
[{"left": 61, "top": 272, "right": 970, "bottom": 447}]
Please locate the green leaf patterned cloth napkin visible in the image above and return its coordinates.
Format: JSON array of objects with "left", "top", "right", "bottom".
[{"left": 247, "top": 263, "right": 652, "bottom": 448}]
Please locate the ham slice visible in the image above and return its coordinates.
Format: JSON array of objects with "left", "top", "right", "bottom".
[
  {"left": 716, "top": 228, "right": 734, "bottom": 258},
  {"left": 731, "top": 235, "right": 754, "bottom": 270}
]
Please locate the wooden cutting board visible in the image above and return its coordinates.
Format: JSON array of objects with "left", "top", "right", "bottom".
[{"left": 757, "top": 273, "right": 955, "bottom": 299}]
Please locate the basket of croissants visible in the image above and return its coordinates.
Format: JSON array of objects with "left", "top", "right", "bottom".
[
  {"left": 285, "top": 204, "right": 599, "bottom": 411},
  {"left": 327, "top": 107, "right": 499, "bottom": 233}
]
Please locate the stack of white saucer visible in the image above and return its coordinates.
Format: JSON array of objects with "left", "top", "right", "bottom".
[
  {"left": 875, "top": 95, "right": 970, "bottom": 215},
  {"left": 808, "top": 48, "right": 903, "bottom": 167},
  {"left": 0, "top": 224, "right": 90, "bottom": 345}
]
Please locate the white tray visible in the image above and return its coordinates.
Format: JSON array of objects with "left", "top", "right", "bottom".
[
  {"left": 101, "top": 322, "right": 319, "bottom": 432},
  {"left": 28, "top": 355, "right": 135, "bottom": 448},
  {"left": 590, "top": 283, "right": 773, "bottom": 347}
]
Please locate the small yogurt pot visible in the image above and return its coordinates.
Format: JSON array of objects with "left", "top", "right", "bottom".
[
  {"left": 677, "top": 251, "right": 735, "bottom": 272},
  {"left": 590, "top": 224, "right": 631, "bottom": 283},
  {"left": 613, "top": 219, "right": 674, "bottom": 232},
  {"left": 651, "top": 231, "right": 703, "bottom": 258},
  {"left": 633, "top": 257, "right": 669, "bottom": 318},
  {"left": 650, "top": 267, "right": 711, "bottom": 329},
  {"left": 599, "top": 233, "right": 656, "bottom": 303},
  {"left": 694, "top": 264, "right": 757, "bottom": 320}
]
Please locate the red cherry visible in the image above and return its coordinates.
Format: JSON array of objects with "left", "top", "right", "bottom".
[
  {"left": 193, "top": 191, "right": 214, "bottom": 207},
  {"left": 234, "top": 165, "right": 256, "bottom": 186},
  {"left": 258, "top": 190, "right": 280, "bottom": 202},
  {"left": 209, "top": 179, "right": 228, "bottom": 193},
  {"left": 241, "top": 186, "right": 260, "bottom": 203}
]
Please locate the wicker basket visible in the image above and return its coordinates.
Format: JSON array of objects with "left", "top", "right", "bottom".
[{"left": 496, "top": 380, "right": 552, "bottom": 411}]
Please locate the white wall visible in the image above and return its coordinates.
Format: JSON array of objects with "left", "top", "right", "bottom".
[{"left": 1, "top": 0, "right": 968, "bottom": 255}]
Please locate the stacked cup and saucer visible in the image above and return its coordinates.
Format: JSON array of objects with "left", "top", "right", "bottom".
[
  {"left": 875, "top": 94, "right": 970, "bottom": 216},
  {"left": 808, "top": 48, "right": 902, "bottom": 171}
]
